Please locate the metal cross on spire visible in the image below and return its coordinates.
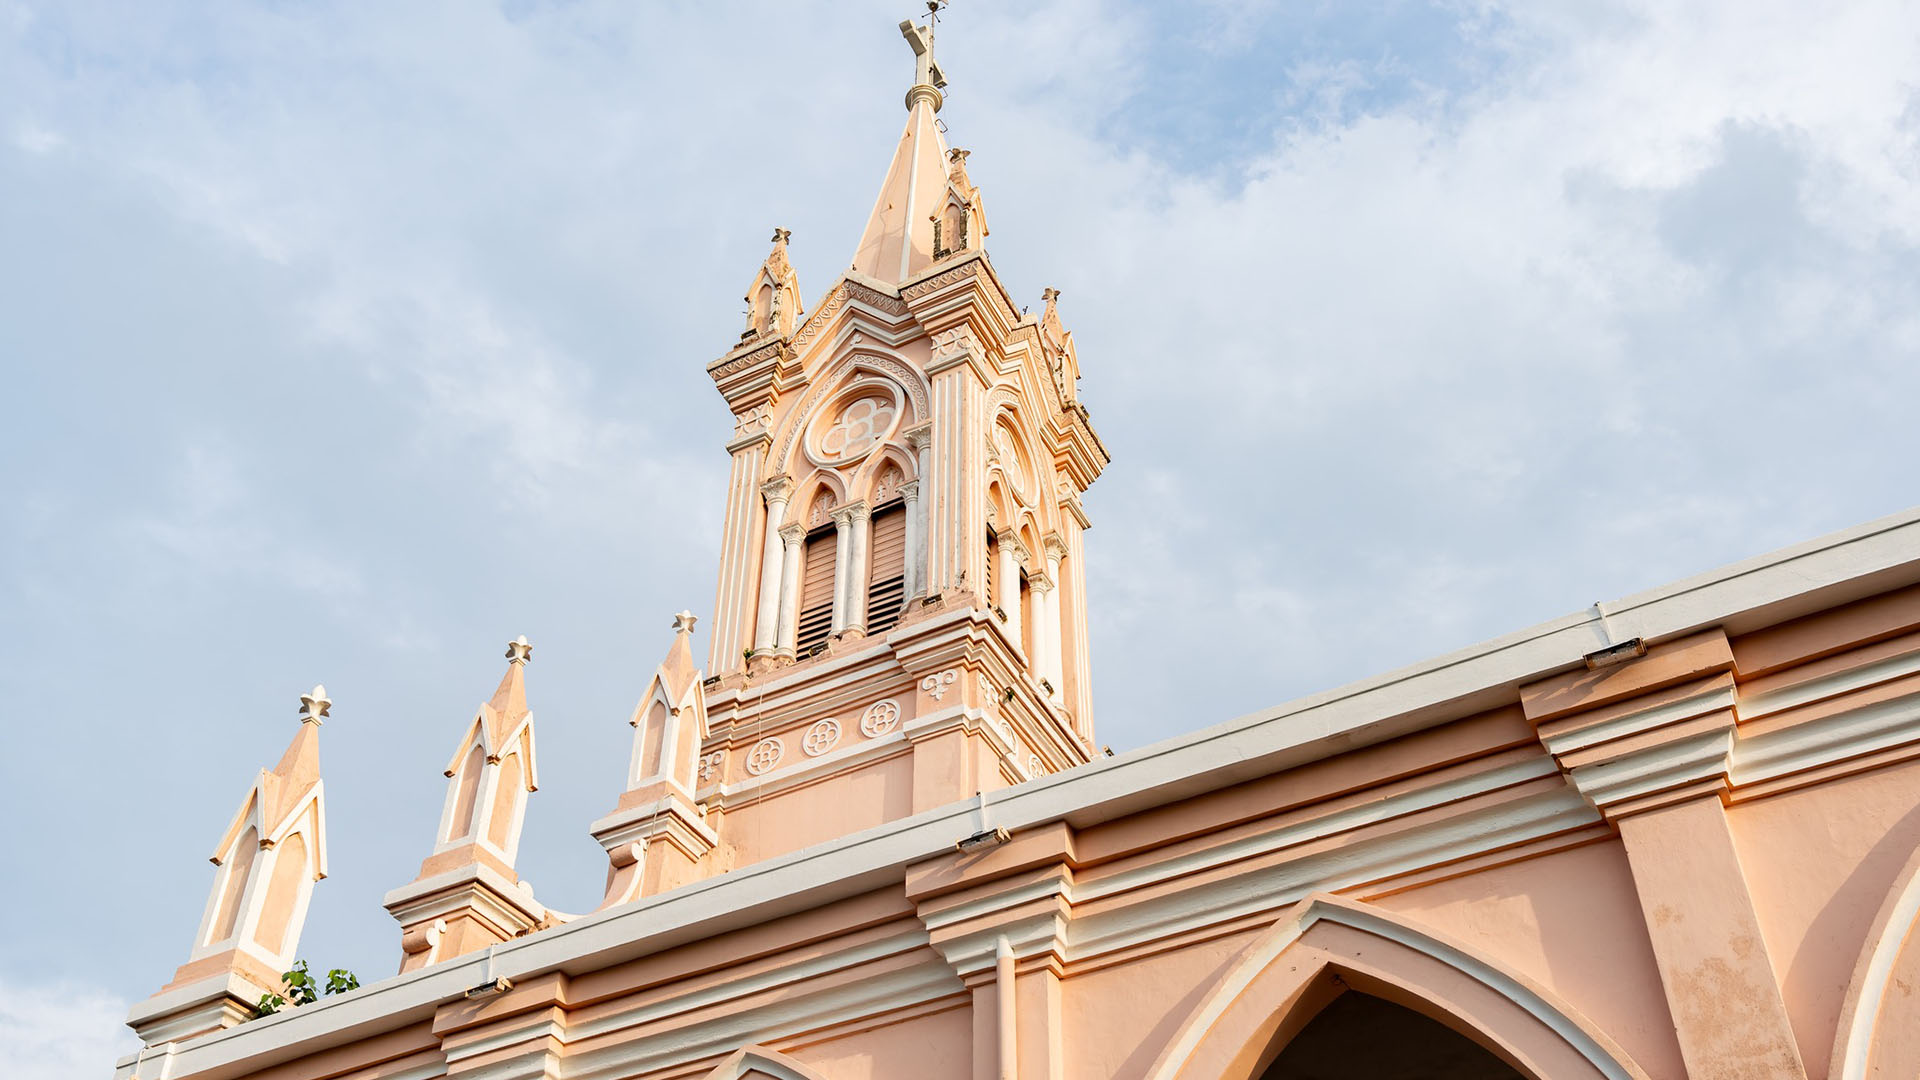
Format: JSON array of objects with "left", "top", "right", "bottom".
[{"left": 900, "top": 2, "right": 949, "bottom": 94}]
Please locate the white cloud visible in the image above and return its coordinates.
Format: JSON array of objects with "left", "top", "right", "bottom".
[
  {"left": 5, "top": 0, "right": 1920, "bottom": 1021},
  {"left": 0, "top": 976, "right": 137, "bottom": 1080}
]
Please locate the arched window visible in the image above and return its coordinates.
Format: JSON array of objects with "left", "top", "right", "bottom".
[
  {"left": 795, "top": 524, "right": 836, "bottom": 656},
  {"left": 1261, "top": 991, "right": 1525, "bottom": 1079},
  {"left": 866, "top": 501, "right": 907, "bottom": 634},
  {"left": 984, "top": 528, "right": 999, "bottom": 609}
]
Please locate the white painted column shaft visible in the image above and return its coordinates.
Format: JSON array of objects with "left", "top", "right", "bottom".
[
  {"left": 752, "top": 486, "right": 791, "bottom": 653},
  {"left": 846, "top": 504, "right": 872, "bottom": 633},
  {"left": 775, "top": 526, "right": 803, "bottom": 656},
  {"left": 830, "top": 512, "right": 853, "bottom": 635},
  {"left": 902, "top": 480, "right": 923, "bottom": 600},
  {"left": 997, "top": 536, "right": 1022, "bottom": 652}
]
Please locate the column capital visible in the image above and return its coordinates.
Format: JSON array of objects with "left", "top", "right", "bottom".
[
  {"left": 1521, "top": 629, "right": 1737, "bottom": 822},
  {"left": 833, "top": 500, "right": 872, "bottom": 526},
  {"left": 904, "top": 421, "right": 934, "bottom": 451},
  {"left": 1027, "top": 572, "right": 1055, "bottom": 593},
  {"left": 899, "top": 479, "right": 922, "bottom": 500},
  {"left": 778, "top": 522, "right": 807, "bottom": 545},
  {"left": 1042, "top": 532, "right": 1068, "bottom": 562},
  {"left": 760, "top": 474, "right": 795, "bottom": 503}
]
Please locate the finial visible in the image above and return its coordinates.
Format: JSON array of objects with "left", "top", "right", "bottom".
[
  {"left": 505, "top": 635, "right": 533, "bottom": 665},
  {"left": 1043, "top": 287, "right": 1061, "bottom": 304},
  {"left": 298, "top": 685, "right": 331, "bottom": 725},
  {"left": 771, "top": 227, "right": 791, "bottom": 246},
  {"left": 672, "top": 611, "right": 698, "bottom": 635}
]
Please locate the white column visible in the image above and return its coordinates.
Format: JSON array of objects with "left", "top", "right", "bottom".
[
  {"left": 844, "top": 502, "right": 872, "bottom": 635},
  {"left": 901, "top": 480, "right": 923, "bottom": 600},
  {"left": 1041, "top": 537, "right": 1066, "bottom": 698},
  {"left": 907, "top": 425, "right": 933, "bottom": 598},
  {"left": 1031, "top": 579, "right": 1059, "bottom": 699},
  {"left": 830, "top": 509, "right": 854, "bottom": 636},
  {"left": 752, "top": 478, "right": 792, "bottom": 654},
  {"left": 775, "top": 524, "right": 803, "bottom": 656},
  {"left": 996, "top": 529, "right": 1022, "bottom": 652}
]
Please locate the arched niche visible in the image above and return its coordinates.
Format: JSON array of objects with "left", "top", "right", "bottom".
[
  {"left": 700, "top": 1044, "right": 829, "bottom": 1080},
  {"left": 1830, "top": 841, "right": 1920, "bottom": 1080},
  {"left": 1144, "top": 893, "right": 1648, "bottom": 1080}
]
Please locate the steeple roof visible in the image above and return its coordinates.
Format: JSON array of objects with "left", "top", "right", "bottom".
[{"left": 849, "top": 20, "right": 957, "bottom": 284}]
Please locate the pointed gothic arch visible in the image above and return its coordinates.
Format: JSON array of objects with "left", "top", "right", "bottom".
[
  {"left": 851, "top": 442, "right": 916, "bottom": 505},
  {"left": 788, "top": 470, "right": 849, "bottom": 530},
  {"left": 700, "top": 1044, "right": 830, "bottom": 1080},
  {"left": 1145, "top": 893, "right": 1648, "bottom": 1080},
  {"left": 1830, "top": 841, "right": 1920, "bottom": 1080}
]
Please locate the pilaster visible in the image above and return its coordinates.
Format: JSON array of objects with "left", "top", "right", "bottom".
[
  {"left": 922, "top": 327, "right": 991, "bottom": 600},
  {"left": 908, "top": 822, "right": 1077, "bottom": 1080},
  {"left": 1522, "top": 630, "right": 1808, "bottom": 1079}
]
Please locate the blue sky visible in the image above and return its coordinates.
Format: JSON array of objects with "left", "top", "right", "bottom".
[{"left": 5, "top": 1, "right": 1920, "bottom": 1072}]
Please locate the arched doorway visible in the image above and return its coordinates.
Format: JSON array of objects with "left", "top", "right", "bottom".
[
  {"left": 1145, "top": 893, "right": 1647, "bottom": 1080},
  {"left": 1261, "top": 989, "right": 1527, "bottom": 1079}
]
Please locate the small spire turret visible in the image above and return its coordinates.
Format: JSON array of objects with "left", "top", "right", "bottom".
[{"left": 129, "top": 689, "right": 330, "bottom": 1046}]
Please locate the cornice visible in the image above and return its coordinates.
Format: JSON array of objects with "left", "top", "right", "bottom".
[{"left": 119, "top": 507, "right": 1920, "bottom": 1080}]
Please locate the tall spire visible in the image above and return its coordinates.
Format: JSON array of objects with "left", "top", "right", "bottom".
[{"left": 849, "top": 18, "right": 967, "bottom": 284}]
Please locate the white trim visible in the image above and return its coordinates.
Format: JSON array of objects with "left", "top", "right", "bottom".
[
  {"left": 1145, "top": 896, "right": 1638, "bottom": 1080},
  {"left": 1737, "top": 645, "right": 1920, "bottom": 721},
  {"left": 1731, "top": 688, "right": 1920, "bottom": 789},
  {"left": 565, "top": 962, "right": 962, "bottom": 1080},
  {"left": 1535, "top": 681, "right": 1735, "bottom": 758},
  {"left": 566, "top": 927, "right": 929, "bottom": 1043},
  {"left": 132, "top": 507, "right": 1920, "bottom": 1077},
  {"left": 1069, "top": 787, "right": 1599, "bottom": 963},
  {"left": 1564, "top": 729, "right": 1734, "bottom": 810},
  {"left": 1832, "top": 848, "right": 1920, "bottom": 1080}
]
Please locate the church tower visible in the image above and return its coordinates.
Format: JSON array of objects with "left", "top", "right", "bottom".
[{"left": 677, "top": 17, "right": 1109, "bottom": 875}]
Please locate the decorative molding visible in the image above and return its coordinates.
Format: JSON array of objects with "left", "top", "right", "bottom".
[
  {"left": 710, "top": 339, "right": 788, "bottom": 380},
  {"left": 745, "top": 738, "right": 785, "bottom": 776},
  {"left": 901, "top": 260, "right": 983, "bottom": 301},
  {"left": 802, "top": 718, "right": 842, "bottom": 757},
  {"left": 772, "top": 353, "right": 930, "bottom": 477},
  {"left": 921, "top": 669, "right": 959, "bottom": 702},
  {"left": 860, "top": 699, "right": 902, "bottom": 738},
  {"left": 1143, "top": 895, "right": 1645, "bottom": 1080}
]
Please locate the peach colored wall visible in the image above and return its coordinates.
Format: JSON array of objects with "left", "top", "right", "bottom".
[
  {"left": 1728, "top": 756, "right": 1920, "bottom": 1078},
  {"left": 1062, "top": 930, "right": 1262, "bottom": 1080},
  {"left": 717, "top": 753, "right": 915, "bottom": 866},
  {"left": 795, "top": 1002, "right": 973, "bottom": 1080},
  {"left": 1378, "top": 840, "right": 1688, "bottom": 1079}
]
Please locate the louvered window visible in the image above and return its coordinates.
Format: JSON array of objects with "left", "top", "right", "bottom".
[
  {"left": 866, "top": 503, "right": 907, "bottom": 634},
  {"left": 795, "top": 525, "right": 837, "bottom": 656},
  {"left": 984, "top": 529, "right": 999, "bottom": 608},
  {"left": 1019, "top": 570, "right": 1033, "bottom": 649}
]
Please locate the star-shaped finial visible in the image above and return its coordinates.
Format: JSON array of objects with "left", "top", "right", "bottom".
[
  {"left": 671, "top": 611, "right": 698, "bottom": 635},
  {"left": 298, "top": 685, "right": 331, "bottom": 725},
  {"left": 505, "top": 635, "right": 533, "bottom": 665}
]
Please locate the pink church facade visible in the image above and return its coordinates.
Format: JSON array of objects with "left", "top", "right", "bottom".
[{"left": 119, "top": 21, "right": 1920, "bottom": 1080}]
